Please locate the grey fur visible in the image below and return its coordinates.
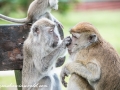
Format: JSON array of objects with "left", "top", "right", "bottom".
[{"left": 22, "top": 18, "right": 70, "bottom": 90}]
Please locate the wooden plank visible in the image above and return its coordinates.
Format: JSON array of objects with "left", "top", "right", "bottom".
[
  {"left": 0, "top": 24, "right": 30, "bottom": 71},
  {"left": 0, "top": 24, "right": 64, "bottom": 70}
]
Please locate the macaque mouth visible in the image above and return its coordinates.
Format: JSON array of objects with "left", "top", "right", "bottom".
[{"left": 51, "top": 42, "right": 58, "bottom": 48}]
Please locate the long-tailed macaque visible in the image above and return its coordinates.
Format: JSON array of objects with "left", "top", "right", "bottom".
[
  {"left": 22, "top": 18, "right": 71, "bottom": 90},
  {"left": 0, "top": 0, "right": 62, "bottom": 26},
  {"left": 60, "top": 22, "right": 120, "bottom": 90}
]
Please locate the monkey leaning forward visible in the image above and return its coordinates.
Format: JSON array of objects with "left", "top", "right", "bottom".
[
  {"left": 22, "top": 18, "right": 71, "bottom": 90},
  {"left": 60, "top": 22, "right": 120, "bottom": 90}
]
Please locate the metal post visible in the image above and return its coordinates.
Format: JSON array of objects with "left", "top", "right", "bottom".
[{"left": 14, "top": 70, "right": 22, "bottom": 90}]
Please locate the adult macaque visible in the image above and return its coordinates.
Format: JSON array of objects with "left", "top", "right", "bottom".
[
  {"left": 22, "top": 18, "right": 71, "bottom": 90},
  {"left": 60, "top": 22, "right": 120, "bottom": 90},
  {"left": 0, "top": 0, "right": 62, "bottom": 26}
]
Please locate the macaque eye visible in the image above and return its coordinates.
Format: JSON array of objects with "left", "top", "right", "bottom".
[
  {"left": 49, "top": 28, "right": 54, "bottom": 32},
  {"left": 72, "top": 34, "right": 77, "bottom": 39}
]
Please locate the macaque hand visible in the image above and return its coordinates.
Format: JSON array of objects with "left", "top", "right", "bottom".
[{"left": 60, "top": 66, "right": 70, "bottom": 87}]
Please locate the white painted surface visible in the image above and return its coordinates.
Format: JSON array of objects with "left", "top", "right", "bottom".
[{"left": 0, "top": 71, "right": 15, "bottom": 76}]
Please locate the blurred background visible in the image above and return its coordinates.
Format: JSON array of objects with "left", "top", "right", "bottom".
[{"left": 0, "top": 0, "right": 120, "bottom": 90}]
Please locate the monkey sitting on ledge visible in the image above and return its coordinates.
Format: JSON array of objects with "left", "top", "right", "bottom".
[
  {"left": 0, "top": 0, "right": 60, "bottom": 24},
  {"left": 22, "top": 18, "right": 71, "bottom": 90},
  {"left": 60, "top": 22, "right": 120, "bottom": 90}
]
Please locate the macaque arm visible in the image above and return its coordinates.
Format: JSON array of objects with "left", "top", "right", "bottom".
[
  {"left": 44, "top": 12, "right": 63, "bottom": 28},
  {"left": 50, "top": 14, "right": 63, "bottom": 28},
  {"left": 34, "top": 37, "right": 71, "bottom": 73},
  {"left": 33, "top": 43, "right": 67, "bottom": 73},
  {"left": 41, "top": 46, "right": 66, "bottom": 70},
  {"left": 30, "top": 46, "right": 66, "bottom": 90},
  {"left": 65, "top": 61, "right": 101, "bottom": 82},
  {"left": 45, "top": 12, "right": 54, "bottom": 21}
]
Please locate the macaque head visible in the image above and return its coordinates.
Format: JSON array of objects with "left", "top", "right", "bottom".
[
  {"left": 68, "top": 22, "right": 100, "bottom": 54},
  {"left": 30, "top": 18, "right": 61, "bottom": 48},
  {"left": 49, "top": 0, "right": 59, "bottom": 10}
]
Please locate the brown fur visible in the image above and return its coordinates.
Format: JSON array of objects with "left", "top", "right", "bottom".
[{"left": 60, "top": 22, "right": 120, "bottom": 90}]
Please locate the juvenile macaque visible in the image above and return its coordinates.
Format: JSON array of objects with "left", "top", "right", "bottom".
[
  {"left": 0, "top": 0, "right": 62, "bottom": 27},
  {"left": 60, "top": 22, "right": 120, "bottom": 90},
  {"left": 22, "top": 18, "right": 71, "bottom": 90}
]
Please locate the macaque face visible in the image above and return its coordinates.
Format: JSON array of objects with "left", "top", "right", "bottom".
[
  {"left": 68, "top": 32, "right": 98, "bottom": 54},
  {"left": 49, "top": 0, "right": 59, "bottom": 10},
  {"left": 43, "top": 25, "right": 61, "bottom": 48},
  {"left": 30, "top": 19, "right": 61, "bottom": 48}
]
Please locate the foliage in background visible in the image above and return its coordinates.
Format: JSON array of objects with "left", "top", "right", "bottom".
[
  {"left": 0, "top": 0, "right": 32, "bottom": 14},
  {"left": 0, "top": 0, "right": 79, "bottom": 15},
  {"left": 59, "top": 0, "right": 79, "bottom": 13}
]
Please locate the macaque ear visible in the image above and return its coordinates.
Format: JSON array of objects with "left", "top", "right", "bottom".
[
  {"left": 33, "top": 26, "right": 40, "bottom": 34},
  {"left": 88, "top": 34, "right": 98, "bottom": 43},
  {"left": 49, "top": 0, "right": 58, "bottom": 10},
  {"left": 49, "top": 0, "right": 54, "bottom": 7}
]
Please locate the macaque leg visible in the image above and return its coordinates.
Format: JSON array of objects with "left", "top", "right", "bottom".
[
  {"left": 61, "top": 61, "right": 101, "bottom": 88},
  {"left": 66, "top": 62, "right": 101, "bottom": 82},
  {"left": 67, "top": 74, "right": 93, "bottom": 90}
]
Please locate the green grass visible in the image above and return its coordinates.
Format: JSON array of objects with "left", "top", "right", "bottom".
[
  {"left": 0, "top": 75, "right": 16, "bottom": 90},
  {"left": 0, "top": 10, "right": 120, "bottom": 90},
  {"left": 0, "top": 75, "right": 16, "bottom": 84}
]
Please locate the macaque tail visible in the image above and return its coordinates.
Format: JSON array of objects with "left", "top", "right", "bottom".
[{"left": 0, "top": 14, "right": 28, "bottom": 23}]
